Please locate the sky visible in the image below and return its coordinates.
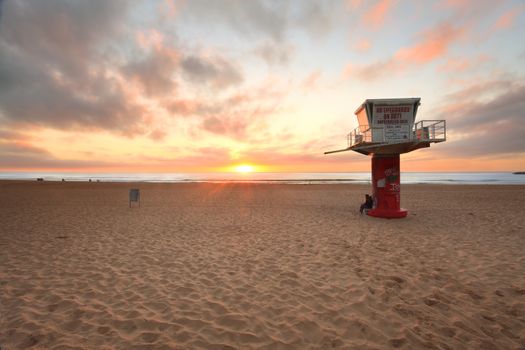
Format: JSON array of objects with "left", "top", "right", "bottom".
[{"left": 0, "top": 0, "right": 524, "bottom": 173}]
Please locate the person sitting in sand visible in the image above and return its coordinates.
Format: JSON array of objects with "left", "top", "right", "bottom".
[{"left": 360, "top": 194, "right": 374, "bottom": 214}]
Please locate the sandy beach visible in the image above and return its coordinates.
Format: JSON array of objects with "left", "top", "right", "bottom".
[{"left": 1, "top": 181, "right": 524, "bottom": 349}]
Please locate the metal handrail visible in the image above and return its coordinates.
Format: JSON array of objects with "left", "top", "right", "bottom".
[
  {"left": 347, "top": 126, "right": 385, "bottom": 147},
  {"left": 346, "top": 120, "right": 446, "bottom": 147},
  {"left": 413, "top": 120, "right": 446, "bottom": 142}
]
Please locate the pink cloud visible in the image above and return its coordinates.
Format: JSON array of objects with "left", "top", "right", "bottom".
[
  {"left": 136, "top": 29, "right": 165, "bottom": 51},
  {"left": 202, "top": 116, "right": 249, "bottom": 139},
  {"left": 363, "top": 0, "right": 393, "bottom": 29},
  {"left": 493, "top": 5, "right": 525, "bottom": 31},
  {"left": 160, "top": 77, "right": 289, "bottom": 140},
  {"left": 395, "top": 22, "right": 463, "bottom": 64},
  {"left": 167, "top": 99, "right": 203, "bottom": 116},
  {"left": 345, "top": 21, "right": 464, "bottom": 80},
  {"left": 148, "top": 128, "right": 167, "bottom": 141}
]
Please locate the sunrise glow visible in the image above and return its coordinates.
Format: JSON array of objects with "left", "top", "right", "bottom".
[{"left": 234, "top": 164, "right": 256, "bottom": 173}]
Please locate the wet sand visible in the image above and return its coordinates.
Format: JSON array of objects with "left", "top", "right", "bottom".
[{"left": 1, "top": 181, "right": 524, "bottom": 349}]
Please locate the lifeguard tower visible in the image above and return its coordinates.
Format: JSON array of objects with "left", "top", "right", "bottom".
[{"left": 325, "top": 98, "right": 446, "bottom": 218}]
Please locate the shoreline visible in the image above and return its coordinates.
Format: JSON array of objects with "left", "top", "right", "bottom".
[
  {"left": 1, "top": 171, "right": 524, "bottom": 186},
  {"left": 1, "top": 179, "right": 525, "bottom": 186}
]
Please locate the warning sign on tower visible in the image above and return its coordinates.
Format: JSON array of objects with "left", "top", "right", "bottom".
[{"left": 373, "top": 104, "right": 413, "bottom": 141}]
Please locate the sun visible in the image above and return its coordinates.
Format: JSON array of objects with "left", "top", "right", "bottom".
[{"left": 234, "top": 164, "right": 256, "bottom": 173}]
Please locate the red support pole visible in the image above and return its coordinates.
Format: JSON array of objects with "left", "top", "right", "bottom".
[{"left": 367, "top": 154, "right": 407, "bottom": 218}]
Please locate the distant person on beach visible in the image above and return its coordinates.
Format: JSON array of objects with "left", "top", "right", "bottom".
[{"left": 360, "top": 194, "right": 373, "bottom": 214}]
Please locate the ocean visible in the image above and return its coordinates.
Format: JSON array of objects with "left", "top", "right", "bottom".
[{"left": 1, "top": 172, "right": 524, "bottom": 185}]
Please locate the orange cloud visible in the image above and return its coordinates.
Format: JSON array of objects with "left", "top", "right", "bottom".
[
  {"left": 345, "top": 21, "right": 464, "bottom": 80},
  {"left": 166, "top": 98, "right": 203, "bottom": 116},
  {"left": 136, "top": 29, "right": 165, "bottom": 51},
  {"left": 363, "top": 0, "right": 393, "bottom": 29},
  {"left": 493, "top": 5, "right": 525, "bottom": 31},
  {"left": 395, "top": 22, "right": 463, "bottom": 64}
]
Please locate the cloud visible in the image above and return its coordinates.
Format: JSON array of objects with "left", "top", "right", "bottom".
[
  {"left": 294, "top": 1, "right": 337, "bottom": 36},
  {"left": 159, "top": 76, "right": 289, "bottom": 140},
  {"left": 0, "top": 127, "right": 233, "bottom": 171},
  {"left": 138, "top": 147, "right": 235, "bottom": 171},
  {"left": 435, "top": 80, "right": 525, "bottom": 156},
  {"left": 0, "top": 47, "right": 146, "bottom": 135},
  {"left": 0, "top": 129, "right": 18, "bottom": 140},
  {"left": 343, "top": 59, "right": 398, "bottom": 81},
  {"left": 301, "top": 70, "right": 322, "bottom": 91},
  {"left": 395, "top": 22, "right": 463, "bottom": 64},
  {"left": 437, "top": 0, "right": 499, "bottom": 15},
  {"left": 197, "top": 102, "right": 281, "bottom": 140},
  {"left": 0, "top": 129, "right": 109, "bottom": 170},
  {"left": 347, "top": 0, "right": 364, "bottom": 11},
  {"left": 439, "top": 0, "right": 470, "bottom": 8},
  {"left": 363, "top": 0, "right": 393, "bottom": 29},
  {"left": 0, "top": 1, "right": 244, "bottom": 139},
  {"left": 492, "top": 4, "right": 525, "bottom": 31},
  {"left": 148, "top": 128, "right": 168, "bottom": 141},
  {"left": 345, "top": 21, "right": 464, "bottom": 80},
  {"left": 200, "top": 79, "right": 289, "bottom": 139},
  {"left": 0, "top": 144, "right": 53, "bottom": 168},
  {"left": 162, "top": 0, "right": 177, "bottom": 18},
  {"left": 0, "top": 130, "right": 51, "bottom": 157},
  {"left": 166, "top": 99, "right": 209, "bottom": 116},
  {"left": 180, "top": 0, "right": 288, "bottom": 42},
  {"left": 254, "top": 41, "right": 294, "bottom": 65},
  {"left": 1, "top": 0, "right": 128, "bottom": 76},
  {"left": 179, "top": 0, "right": 340, "bottom": 44},
  {"left": 181, "top": 55, "right": 243, "bottom": 88},
  {"left": 201, "top": 116, "right": 248, "bottom": 138},
  {"left": 438, "top": 55, "right": 491, "bottom": 73},
  {"left": 0, "top": 0, "right": 151, "bottom": 136},
  {"left": 445, "top": 83, "right": 525, "bottom": 130},
  {"left": 124, "top": 43, "right": 179, "bottom": 96},
  {"left": 0, "top": 0, "right": 4, "bottom": 24}
]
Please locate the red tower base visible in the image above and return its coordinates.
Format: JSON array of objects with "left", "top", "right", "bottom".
[{"left": 367, "top": 154, "right": 407, "bottom": 219}]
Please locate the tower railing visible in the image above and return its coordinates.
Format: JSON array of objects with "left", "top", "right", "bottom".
[
  {"left": 347, "top": 120, "right": 446, "bottom": 148},
  {"left": 347, "top": 126, "right": 384, "bottom": 147},
  {"left": 413, "top": 120, "right": 446, "bottom": 142}
]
